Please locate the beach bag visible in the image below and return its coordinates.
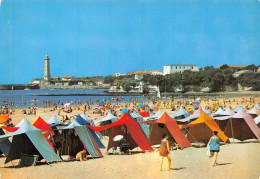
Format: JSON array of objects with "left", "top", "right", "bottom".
[{"left": 207, "top": 143, "right": 212, "bottom": 158}]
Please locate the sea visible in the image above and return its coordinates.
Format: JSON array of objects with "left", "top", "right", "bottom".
[{"left": 0, "top": 89, "right": 150, "bottom": 109}]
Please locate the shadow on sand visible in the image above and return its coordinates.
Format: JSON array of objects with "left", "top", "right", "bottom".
[{"left": 216, "top": 162, "right": 232, "bottom": 166}]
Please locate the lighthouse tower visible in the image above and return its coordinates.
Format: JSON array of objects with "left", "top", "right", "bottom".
[{"left": 44, "top": 55, "right": 51, "bottom": 81}]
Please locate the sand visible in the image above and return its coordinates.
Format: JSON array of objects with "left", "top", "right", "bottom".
[
  {"left": 0, "top": 95, "right": 260, "bottom": 179},
  {"left": 1, "top": 142, "right": 259, "bottom": 179}
]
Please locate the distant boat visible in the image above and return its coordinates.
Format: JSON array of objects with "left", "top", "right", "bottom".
[{"left": 157, "top": 86, "right": 161, "bottom": 99}]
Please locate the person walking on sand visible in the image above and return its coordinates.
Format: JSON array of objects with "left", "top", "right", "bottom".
[
  {"left": 209, "top": 131, "right": 220, "bottom": 166},
  {"left": 159, "top": 134, "right": 171, "bottom": 171}
]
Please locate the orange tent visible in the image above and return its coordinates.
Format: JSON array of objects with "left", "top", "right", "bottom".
[
  {"left": 0, "top": 115, "right": 9, "bottom": 124},
  {"left": 185, "top": 111, "right": 229, "bottom": 143}
]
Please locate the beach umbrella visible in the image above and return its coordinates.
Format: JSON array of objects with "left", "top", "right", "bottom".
[
  {"left": 113, "top": 135, "right": 124, "bottom": 141},
  {"left": 192, "top": 102, "right": 200, "bottom": 105},
  {"left": 196, "top": 97, "right": 201, "bottom": 101},
  {"left": 137, "top": 104, "right": 144, "bottom": 108},
  {"left": 121, "top": 108, "right": 128, "bottom": 114},
  {"left": 98, "top": 101, "right": 105, "bottom": 106},
  {"left": 139, "top": 111, "right": 150, "bottom": 117},
  {"left": 0, "top": 115, "right": 9, "bottom": 124},
  {"left": 64, "top": 103, "right": 70, "bottom": 107}
]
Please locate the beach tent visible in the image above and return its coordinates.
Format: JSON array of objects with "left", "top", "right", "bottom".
[
  {"left": 15, "top": 118, "right": 26, "bottom": 127},
  {"left": 234, "top": 105, "right": 242, "bottom": 113},
  {"left": 213, "top": 107, "right": 226, "bottom": 116},
  {"left": 96, "top": 111, "right": 118, "bottom": 125},
  {"left": 223, "top": 107, "right": 235, "bottom": 116},
  {"left": 0, "top": 119, "right": 61, "bottom": 163},
  {"left": 224, "top": 108, "right": 260, "bottom": 141},
  {"left": 62, "top": 119, "right": 104, "bottom": 158},
  {"left": 80, "top": 114, "right": 96, "bottom": 126},
  {"left": 131, "top": 112, "right": 149, "bottom": 136},
  {"left": 144, "top": 109, "right": 164, "bottom": 121},
  {"left": 256, "top": 104, "right": 260, "bottom": 110},
  {"left": 248, "top": 106, "right": 260, "bottom": 118},
  {"left": 185, "top": 111, "right": 229, "bottom": 144},
  {"left": 0, "top": 128, "right": 11, "bottom": 156},
  {"left": 95, "top": 111, "right": 118, "bottom": 136},
  {"left": 213, "top": 108, "right": 235, "bottom": 131},
  {"left": 170, "top": 107, "right": 191, "bottom": 119},
  {"left": 177, "top": 107, "right": 204, "bottom": 124},
  {"left": 254, "top": 115, "right": 260, "bottom": 128},
  {"left": 32, "top": 116, "right": 53, "bottom": 147},
  {"left": 146, "top": 112, "right": 191, "bottom": 149},
  {"left": 131, "top": 112, "right": 143, "bottom": 121},
  {"left": 47, "top": 114, "right": 63, "bottom": 127},
  {"left": 73, "top": 115, "right": 90, "bottom": 125},
  {"left": 202, "top": 107, "right": 211, "bottom": 115},
  {"left": 88, "top": 113, "right": 153, "bottom": 152}
]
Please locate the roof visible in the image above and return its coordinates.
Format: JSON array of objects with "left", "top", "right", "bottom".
[
  {"left": 52, "top": 77, "right": 60, "bottom": 79},
  {"left": 133, "top": 71, "right": 147, "bottom": 74},
  {"left": 217, "top": 65, "right": 246, "bottom": 68},
  {"left": 62, "top": 76, "right": 74, "bottom": 79}
]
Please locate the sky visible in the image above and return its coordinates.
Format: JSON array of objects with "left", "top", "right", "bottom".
[{"left": 0, "top": 0, "right": 259, "bottom": 84}]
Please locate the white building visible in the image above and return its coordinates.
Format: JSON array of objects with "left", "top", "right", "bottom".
[{"left": 163, "top": 64, "right": 199, "bottom": 75}]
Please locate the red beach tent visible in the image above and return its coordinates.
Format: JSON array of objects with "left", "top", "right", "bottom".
[{"left": 88, "top": 113, "right": 153, "bottom": 152}]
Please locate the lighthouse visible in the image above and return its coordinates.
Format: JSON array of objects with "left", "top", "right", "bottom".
[{"left": 44, "top": 55, "right": 51, "bottom": 81}]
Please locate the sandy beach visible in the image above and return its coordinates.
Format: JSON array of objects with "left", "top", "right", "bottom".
[{"left": 0, "top": 95, "right": 259, "bottom": 179}]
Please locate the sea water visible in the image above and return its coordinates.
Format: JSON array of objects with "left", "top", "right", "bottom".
[{"left": 0, "top": 89, "right": 149, "bottom": 109}]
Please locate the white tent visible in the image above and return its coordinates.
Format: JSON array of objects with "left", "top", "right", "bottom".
[
  {"left": 95, "top": 111, "right": 118, "bottom": 124},
  {"left": 254, "top": 115, "right": 260, "bottom": 125},
  {"left": 202, "top": 107, "right": 211, "bottom": 115},
  {"left": 177, "top": 107, "right": 204, "bottom": 123},
  {"left": 144, "top": 109, "right": 164, "bottom": 121},
  {"left": 248, "top": 106, "right": 260, "bottom": 116},
  {"left": 234, "top": 105, "right": 242, "bottom": 113},
  {"left": 170, "top": 107, "right": 190, "bottom": 119},
  {"left": 47, "top": 114, "right": 63, "bottom": 126},
  {"left": 213, "top": 107, "right": 226, "bottom": 116}
]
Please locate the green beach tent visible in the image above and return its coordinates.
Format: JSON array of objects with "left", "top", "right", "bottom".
[{"left": 0, "top": 119, "right": 62, "bottom": 164}]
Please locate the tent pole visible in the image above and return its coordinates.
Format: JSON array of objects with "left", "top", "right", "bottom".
[
  {"left": 184, "top": 128, "right": 197, "bottom": 143},
  {"left": 230, "top": 118, "right": 234, "bottom": 143},
  {"left": 7, "top": 156, "right": 15, "bottom": 166}
]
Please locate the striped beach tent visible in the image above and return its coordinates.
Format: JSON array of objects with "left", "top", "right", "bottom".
[
  {"left": 63, "top": 119, "right": 104, "bottom": 158},
  {"left": 74, "top": 125, "right": 104, "bottom": 158}
]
